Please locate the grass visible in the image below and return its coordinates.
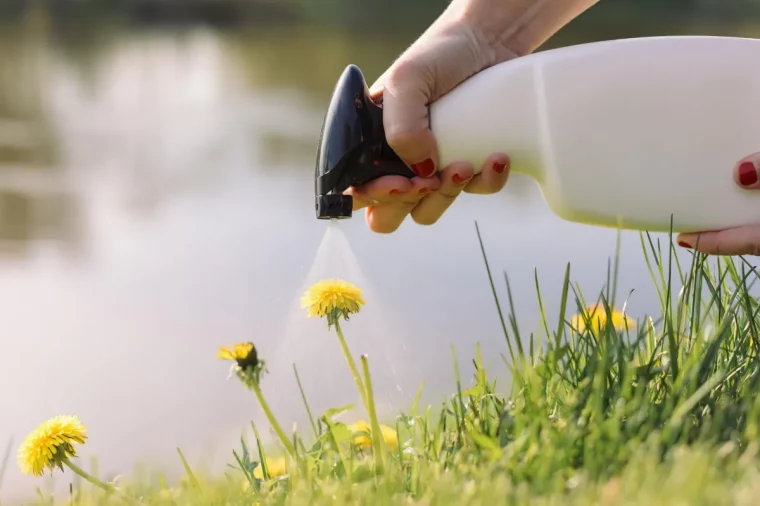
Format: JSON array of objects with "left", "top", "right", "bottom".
[{"left": 16, "top": 223, "right": 760, "bottom": 505}]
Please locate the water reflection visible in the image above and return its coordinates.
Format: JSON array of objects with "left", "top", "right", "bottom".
[
  {"left": 0, "top": 15, "right": 758, "bottom": 501},
  {"left": 0, "top": 12, "right": 77, "bottom": 261}
]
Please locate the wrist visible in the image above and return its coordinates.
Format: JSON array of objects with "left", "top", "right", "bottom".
[{"left": 446, "top": 0, "right": 600, "bottom": 60}]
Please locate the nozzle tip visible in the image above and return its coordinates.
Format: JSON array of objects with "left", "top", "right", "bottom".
[{"left": 316, "top": 194, "right": 353, "bottom": 220}]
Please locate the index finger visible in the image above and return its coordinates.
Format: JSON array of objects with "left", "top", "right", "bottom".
[{"left": 677, "top": 227, "right": 760, "bottom": 256}]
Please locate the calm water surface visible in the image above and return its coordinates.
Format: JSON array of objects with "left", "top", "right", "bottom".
[{"left": 1, "top": 12, "right": 758, "bottom": 499}]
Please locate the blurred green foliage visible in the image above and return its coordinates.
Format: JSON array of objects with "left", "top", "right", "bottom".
[{"left": 1, "top": 0, "right": 759, "bottom": 26}]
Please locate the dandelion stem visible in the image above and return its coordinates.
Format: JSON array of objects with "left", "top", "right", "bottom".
[
  {"left": 334, "top": 320, "right": 369, "bottom": 412},
  {"left": 250, "top": 381, "right": 297, "bottom": 458},
  {"left": 63, "top": 459, "right": 136, "bottom": 504},
  {"left": 360, "top": 354, "right": 384, "bottom": 475}
]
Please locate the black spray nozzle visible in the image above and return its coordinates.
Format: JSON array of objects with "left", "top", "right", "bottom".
[{"left": 314, "top": 64, "right": 415, "bottom": 219}]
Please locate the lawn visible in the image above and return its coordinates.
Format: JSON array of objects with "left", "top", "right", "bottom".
[{"left": 9, "top": 224, "right": 760, "bottom": 505}]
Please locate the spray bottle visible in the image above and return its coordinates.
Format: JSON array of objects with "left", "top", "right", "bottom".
[{"left": 314, "top": 35, "right": 760, "bottom": 233}]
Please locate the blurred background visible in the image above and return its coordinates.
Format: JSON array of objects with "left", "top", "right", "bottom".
[{"left": 1, "top": 0, "right": 759, "bottom": 500}]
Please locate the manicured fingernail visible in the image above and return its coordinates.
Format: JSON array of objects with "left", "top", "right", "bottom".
[
  {"left": 493, "top": 162, "right": 507, "bottom": 174},
  {"left": 678, "top": 241, "right": 692, "bottom": 249},
  {"left": 389, "top": 189, "right": 406, "bottom": 195},
  {"left": 411, "top": 158, "right": 435, "bottom": 178},
  {"left": 418, "top": 187, "right": 430, "bottom": 195},
  {"left": 452, "top": 173, "right": 470, "bottom": 185},
  {"left": 738, "top": 161, "right": 758, "bottom": 186}
]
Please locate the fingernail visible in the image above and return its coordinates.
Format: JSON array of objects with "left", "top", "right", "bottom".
[
  {"left": 418, "top": 187, "right": 430, "bottom": 195},
  {"left": 452, "top": 173, "right": 470, "bottom": 185},
  {"left": 678, "top": 241, "right": 692, "bottom": 249},
  {"left": 493, "top": 162, "right": 507, "bottom": 174},
  {"left": 411, "top": 158, "right": 436, "bottom": 178},
  {"left": 738, "top": 161, "right": 758, "bottom": 186},
  {"left": 389, "top": 189, "right": 406, "bottom": 195}
]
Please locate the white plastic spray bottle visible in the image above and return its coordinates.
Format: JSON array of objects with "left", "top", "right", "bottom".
[{"left": 314, "top": 36, "right": 760, "bottom": 233}]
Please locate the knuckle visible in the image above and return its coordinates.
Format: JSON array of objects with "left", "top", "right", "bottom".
[
  {"left": 387, "top": 58, "right": 422, "bottom": 85},
  {"left": 382, "top": 59, "right": 428, "bottom": 156}
]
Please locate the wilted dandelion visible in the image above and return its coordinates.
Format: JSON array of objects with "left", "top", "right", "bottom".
[
  {"left": 348, "top": 419, "right": 399, "bottom": 450},
  {"left": 570, "top": 303, "right": 636, "bottom": 333}
]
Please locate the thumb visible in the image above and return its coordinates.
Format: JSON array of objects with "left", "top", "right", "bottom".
[{"left": 370, "top": 61, "right": 439, "bottom": 179}]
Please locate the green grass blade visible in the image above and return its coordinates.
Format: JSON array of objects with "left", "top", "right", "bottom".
[
  {"left": 176, "top": 448, "right": 203, "bottom": 498},
  {"left": 293, "top": 362, "right": 319, "bottom": 440},
  {"left": 475, "top": 221, "right": 517, "bottom": 364}
]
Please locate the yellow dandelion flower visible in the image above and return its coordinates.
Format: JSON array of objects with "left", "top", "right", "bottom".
[
  {"left": 301, "top": 279, "right": 364, "bottom": 327},
  {"left": 18, "top": 415, "right": 87, "bottom": 477},
  {"left": 156, "top": 487, "right": 180, "bottom": 501},
  {"left": 347, "top": 419, "right": 399, "bottom": 450},
  {"left": 252, "top": 456, "right": 288, "bottom": 480},
  {"left": 218, "top": 341, "right": 267, "bottom": 387},
  {"left": 217, "top": 342, "right": 259, "bottom": 370},
  {"left": 570, "top": 304, "right": 636, "bottom": 333}
]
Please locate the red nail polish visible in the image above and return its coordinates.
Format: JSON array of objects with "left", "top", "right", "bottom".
[
  {"left": 411, "top": 158, "right": 435, "bottom": 178},
  {"left": 493, "top": 162, "right": 507, "bottom": 174},
  {"left": 738, "top": 161, "right": 758, "bottom": 186},
  {"left": 419, "top": 187, "right": 430, "bottom": 195},
  {"left": 678, "top": 241, "right": 692, "bottom": 249},
  {"left": 452, "top": 173, "right": 469, "bottom": 185},
  {"left": 390, "top": 189, "right": 405, "bottom": 195}
]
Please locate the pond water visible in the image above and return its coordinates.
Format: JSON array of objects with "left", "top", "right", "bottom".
[{"left": 0, "top": 9, "right": 758, "bottom": 499}]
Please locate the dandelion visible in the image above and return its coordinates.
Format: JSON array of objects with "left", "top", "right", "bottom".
[
  {"left": 217, "top": 342, "right": 259, "bottom": 370},
  {"left": 18, "top": 415, "right": 87, "bottom": 477},
  {"left": 156, "top": 487, "right": 181, "bottom": 501},
  {"left": 348, "top": 419, "right": 399, "bottom": 450},
  {"left": 252, "top": 456, "right": 288, "bottom": 480},
  {"left": 18, "top": 415, "right": 134, "bottom": 502},
  {"left": 570, "top": 303, "right": 636, "bottom": 333},
  {"left": 217, "top": 342, "right": 295, "bottom": 457},
  {"left": 301, "top": 278, "right": 365, "bottom": 329},
  {"left": 218, "top": 341, "right": 265, "bottom": 385},
  {"left": 302, "top": 278, "right": 368, "bottom": 411}
]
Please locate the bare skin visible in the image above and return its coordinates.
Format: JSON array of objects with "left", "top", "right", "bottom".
[
  {"left": 347, "top": 0, "right": 602, "bottom": 233},
  {"left": 357, "top": 0, "right": 758, "bottom": 257},
  {"left": 677, "top": 155, "right": 760, "bottom": 256}
]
